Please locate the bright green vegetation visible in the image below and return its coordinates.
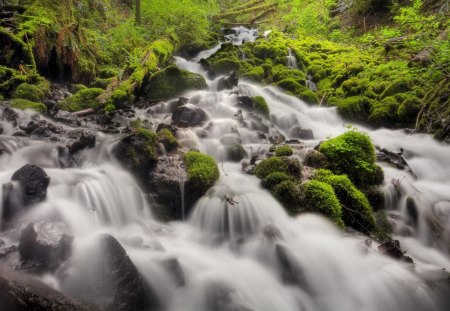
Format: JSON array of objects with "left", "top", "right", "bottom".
[
  {"left": 254, "top": 156, "right": 301, "bottom": 180},
  {"left": 184, "top": 151, "right": 220, "bottom": 196},
  {"left": 9, "top": 98, "right": 47, "bottom": 112},
  {"left": 12, "top": 79, "right": 49, "bottom": 102},
  {"left": 314, "top": 169, "right": 376, "bottom": 233},
  {"left": 261, "top": 172, "right": 291, "bottom": 190},
  {"left": 157, "top": 128, "right": 179, "bottom": 152},
  {"left": 252, "top": 96, "right": 270, "bottom": 117},
  {"left": 59, "top": 88, "right": 104, "bottom": 111},
  {"left": 319, "top": 130, "right": 383, "bottom": 188},
  {"left": 136, "top": 128, "right": 159, "bottom": 161},
  {"left": 300, "top": 180, "right": 344, "bottom": 227},
  {"left": 274, "top": 145, "right": 293, "bottom": 157}
]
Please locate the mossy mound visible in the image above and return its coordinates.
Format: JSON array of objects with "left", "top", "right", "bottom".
[
  {"left": 300, "top": 180, "right": 344, "bottom": 227},
  {"left": 272, "top": 180, "right": 302, "bottom": 215},
  {"left": 337, "top": 96, "right": 372, "bottom": 122},
  {"left": 212, "top": 58, "right": 241, "bottom": 74},
  {"left": 60, "top": 88, "right": 104, "bottom": 111},
  {"left": 157, "top": 128, "right": 178, "bottom": 153},
  {"left": 254, "top": 156, "right": 302, "bottom": 180},
  {"left": 12, "top": 79, "right": 50, "bottom": 102},
  {"left": 315, "top": 169, "right": 376, "bottom": 233},
  {"left": 319, "top": 130, "right": 383, "bottom": 188},
  {"left": 140, "top": 65, "right": 207, "bottom": 101},
  {"left": 184, "top": 151, "right": 220, "bottom": 201},
  {"left": 225, "top": 144, "right": 247, "bottom": 162},
  {"left": 9, "top": 99, "right": 47, "bottom": 112},
  {"left": 303, "top": 150, "right": 329, "bottom": 168},
  {"left": 274, "top": 145, "right": 293, "bottom": 157},
  {"left": 252, "top": 96, "right": 270, "bottom": 117},
  {"left": 261, "top": 172, "right": 292, "bottom": 190}
]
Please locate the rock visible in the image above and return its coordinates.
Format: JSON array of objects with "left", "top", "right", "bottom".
[
  {"left": 2, "top": 164, "right": 50, "bottom": 221},
  {"left": 1, "top": 106, "right": 18, "bottom": 126},
  {"left": 378, "top": 240, "right": 414, "bottom": 264},
  {"left": 147, "top": 156, "right": 187, "bottom": 221},
  {"left": 65, "top": 234, "right": 157, "bottom": 311},
  {"left": 405, "top": 196, "right": 419, "bottom": 227},
  {"left": 67, "top": 132, "right": 96, "bottom": 154},
  {"left": 172, "top": 103, "right": 208, "bottom": 127},
  {"left": 303, "top": 149, "right": 328, "bottom": 168},
  {"left": 225, "top": 144, "right": 247, "bottom": 162},
  {"left": 206, "top": 281, "right": 254, "bottom": 311},
  {"left": 140, "top": 65, "right": 207, "bottom": 101},
  {"left": 159, "top": 258, "right": 185, "bottom": 287},
  {"left": 275, "top": 244, "right": 311, "bottom": 293},
  {"left": 0, "top": 266, "right": 95, "bottom": 311},
  {"left": 236, "top": 96, "right": 254, "bottom": 110},
  {"left": 18, "top": 222, "right": 73, "bottom": 272},
  {"left": 262, "top": 225, "right": 283, "bottom": 241},
  {"left": 156, "top": 123, "right": 178, "bottom": 135},
  {"left": 53, "top": 110, "right": 82, "bottom": 127},
  {"left": 290, "top": 126, "right": 314, "bottom": 140},
  {"left": 0, "top": 245, "right": 17, "bottom": 259},
  {"left": 376, "top": 147, "right": 415, "bottom": 177},
  {"left": 217, "top": 71, "right": 239, "bottom": 91}
]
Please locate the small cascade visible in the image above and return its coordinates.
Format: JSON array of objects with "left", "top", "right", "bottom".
[{"left": 286, "top": 48, "right": 298, "bottom": 69}]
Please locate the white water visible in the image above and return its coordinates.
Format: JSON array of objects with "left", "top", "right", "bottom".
[{"left": 1, "top": 27, "right": 450, "bottom": 310}]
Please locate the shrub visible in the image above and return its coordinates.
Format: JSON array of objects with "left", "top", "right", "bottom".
[{"left": 300, "top": 180, "right": 344, "bottom": 227}]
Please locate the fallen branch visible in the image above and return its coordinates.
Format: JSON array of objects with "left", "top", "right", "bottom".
[{"left": 73, "top": 108, "right": 95, "bottom": 117}]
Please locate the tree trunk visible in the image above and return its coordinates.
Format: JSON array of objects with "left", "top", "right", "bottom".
[{"left": 135, "top": 0, "right": 141, "bottom": 25}]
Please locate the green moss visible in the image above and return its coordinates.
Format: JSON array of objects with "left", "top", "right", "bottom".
[
  {"left": 315, "top": 170, "right": 375, "bottom": 233},
  {"left": 10, "top": 98, "right": 46, "bottom": 112},
  {"left": 71, "top": 84, "right": 88, "bottom": 93},
  {"left": 252, "top": 96, "right": 270, "bottom": 118},
  {"left": 374, "top": 210, "right": 392, "bottom": 242},
  {"left": 91, "top": 77, "right": 113, "bottom": 89},
  {"left": 397, "top": 96, "right": 421, "bottom": 123},
  {"left": 299, "top": 90, "right": 319, "bottom": 104},
  {"left": 225, "top": 144, "right": 247, "bottom": 162},
  {"left": 108, "top": 89, "right": 129, "bottom": 108},
  {"left": 98, "top": 67, "right": 119, "bottom": 79},
  {"left": 380, "top": 78, "right": 411, "bottom": 98},
  {"left": 300, "top": 180, "right": 344, "bottom": 227},
  {"left": 136, "top": 128, "right": 159, "bottom": 160},
  {"left": 141, "top": 65, "right": 207, "bottom": 101},
  {"left": 273, "top": 180, "right": 301, "bottom": 215},
  {"left": 341, "top": 78, "right": 369, "bottom": 96},
  {"left": 254, "top": 156, "right": 302, "bottom": 179},
  {"left": 60, "top": 88, "right": 103, "bottom": 111},
  {"left": 275, "top": 145, "right": 293, "bottom": 157},
  {"left": 308, "top": 64, "right": 327, "bottom": 81},
  {"left": 184, "top": 151, "right": 220, "bottom": 196},
  {"left": 158, "top": 128, "right": 178, "bottom": 152},
  {"left": 242, "top": 66, "right": 265, "bottom": 82},
  {"left": 317, "top": 78, "right": 332, "bottom": 91},
  {"left": 337, "top": 96, "right": 372, "bottom": 122},
  {"left": 275, "top": 78, "right": 307, "bottom": 95},
  {"left": 261, "top": 172, "right": 291, "bottom": 190},
  {"left": 12, "top": 82, "right": 47, "bottom": 102},
  {"left": 319, "top": 130, "right": 382, "bottom": 188},
  {"left": 212, "top": 58, "right": 241, "bottom": 74},
  {"left": 304, "top": 150, "right": 328, "bottom": 168},
  {"left": 368, "top": 96, "right": 400, "bottom": 126}
]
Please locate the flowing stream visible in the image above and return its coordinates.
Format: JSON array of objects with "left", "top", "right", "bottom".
[{"left": 1, "top": 28, "right": 450, "bottom": 311}]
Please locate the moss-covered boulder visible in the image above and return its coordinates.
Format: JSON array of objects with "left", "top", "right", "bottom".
[
  {"left": 300, "top": 180, "right": 344, "bottom": 227},
  {"left": 368, "top": 96, "right": 400, "bottom": 127},
  {"left": 60, "top": 88, "right": 104, "bottom": 111},
  {"left": 254, "top": 157, "right": 302, "bottom": 180},
  {"left": 261, "top": 172, "right": 292, "bottom": 190},
  {"left": 225, "top": 144, "right": 247, "bottom": 162},
  {"left": 314, "top": 169, "right": 376, "bottom": 233},
  {"left": 252, "top": 96, "right": 270, "bottom": 118},
  {"left": 9, "top": 99, "right": 47, "bottom": 113},
  {"left": 272, "top": 180, "right": 302, "bottom": 215},
  {"left": 12, "top": 80, "right": 50, "bottom": 102},
  {"left": 140, "top": 65, "right": 207, "bottom": 101},
  {"left": 184, "top": 151, "right": 220, "bottom": 207},
  {"left": 337, "top": 96, "right": 372, "bottom": 122},
  {"left": 303, "top": 150, "right": 329, "bottom": 168},
  {"left": 319, "top": 130, "right": 383, "bottom": 188},
  {"left": 275, "top": 145, "right": 293, "bottom": 157}
]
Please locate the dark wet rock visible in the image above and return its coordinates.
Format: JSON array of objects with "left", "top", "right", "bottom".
[
  {"left": 236, "top": 96, "right": 254, "bottom": 111},
  {"left": 18, "top": 222, "right": 73, "bottom": 272},
  {"left": 0, "top": 239, "right": 4, "bottom": 247},
  {"left": 303, "top": 149, "right": 328, "bottom": 168},
  {"left": 262, "top": 225, "right": 283, "bottom": 241},
  {"left": 156, "top": 123, "right": 178, "bottom": 135},
  {"left": 0, "top": 245, "right": 17, "bottom": 259},
  {"left": 405, "top": 196, "right": 419, "bottom": 227},
  {"left": 225, "top": 144, "right": 247, "bottom": 162},
  {"left": 53, "top": 110, "right": 82, "bottom": 127},
  {"left": 65, "top": 234, "right": 157, "bottom": 311},
  {"left": 2, "top": 164, "right": 50, "bottom": 221},
  {"left": 217, "top": 71, "right": 239, "bottom": 91},
  {"left": 112, "top": 132, "right": 158, "bottom": 180},
  {"left": 12, "top": 130, "right": 27, "bottom": 137},
  {"left": 378, "top": 240, "right": 414, "bottom": 264},
  {"left": 159, "top": 258, "right": 185, "bottom": 287},
  {"left": 290, "top": 126, "right": 314, "bottom": 140},
  {"left": 172, "top": 103, "right": 208, "bottom": 127},
  {"left": 0, "top": 266, "right": 95, "bottom": 311},
  {"left": 206, "top": 281, "right": 254, "bottom": 311},
  {"left": 68, "top": 132, "right": 96, "bottom": 154},
  {"left": 275, "top": 244, "right": 312, "bottom": 293},
  {"left": 147, "top": 156, "right": 187, "bottom": 221},
  {"left": 1, "top": 107, "right": 18, "bottom": 126},
  {"left": 220, "top": 135, "right": 242, "bottom": 146},
  {"left": 376, "top": 147, "right": 415, "bottom": 178}
]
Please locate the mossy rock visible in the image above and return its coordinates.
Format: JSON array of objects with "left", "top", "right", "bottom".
[
  {"left": 157, "top": 128, "right": 178, "bottom": 153},
  {"left": 254, "top": 156, "right": 302, "bottom": 180},
  {"left": 9, "top": 99, "right": 47, "bottom": 112},
  {"left": 397, "top": 96, "right": 421, "bottom": 123},
  {"left": 307, "top": 64, "right": 327, "bottom": 81},
  {"left": 212, "top": 58, "right": 241, "bottom": 75},
  {"left": 252, "top": 96, "right": 270, "bottom": 118},
  {"left": 319, "top": 130, "right": 382, "bottom": 188},
  {"left": 274, "top": 145, "right": 293, "bottom": 157},
  {"left": 368, "top": 96, "right": 400, "bottom": 127},
  {"left": 299, "top": 90, "right": 319, "bottom": 105},
  {"left": 304, "top": 150, "right": 328, "bottom": 168},
  {"left": 108, "top": 89, "right": 130, "bottom": 108},
  {"left": 184, "top": 151, "right": 220, "bottom": 204},
  {"left": 12, "top": 82, "right": 48, "bottom": 102},
  {"left": 225, "top": 144, "right": 247, "bottom": 162},
  {"left": 337, "top": 96, "right": 372, "bottom": 122},
  {"left": 91, "top": 77, "right": 114, "bottom": 90},
  {"left": 60, "top": 88, "right": 104, "bottom": 111},
  {"left": 273, "top": 180, "right": 302, "bottom": 215},
  {"left": 341, "top": 78, "right": 369, "bottom": 96},
  {"left": 274, "top": 78, "right": 307, "bottom": 95},
  {"left": 261, "top": 172, "right": 291, "bottom": 190},
  {"left": 315, "top": 169, "right": 375, "bottom": 233},
  {"left": 98, "top": 67, "right": 119, "bottom": 79},
  {"left": 300, "top": 180, "right": 344, "bottom": 227},
  {"left": 242, "top": 66, "right": 265, "bottom": 82},
  {"left": 141, "top": 65, "right": 207, "bottom": 101},
  {"left": 380, "top": 78, "right": 412, "bottom": 98},
  {"left": 0, "top": 28, "right": 34, "bottom": 69}
]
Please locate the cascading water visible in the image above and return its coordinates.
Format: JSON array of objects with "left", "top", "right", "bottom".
[{"left": 1, "top": 27, "right": 450, "bottom": 311}]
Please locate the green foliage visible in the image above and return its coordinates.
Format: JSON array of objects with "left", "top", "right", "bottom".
[
  {"left": 275, "top": 145, "right": 293, "bottom": 157},
  {"left": 184, "top": 151, "right": 220, "bottom": 195},
  {"left": 10, "top": 98, "right": 46, "bottom": 112},
  {"left": 60, "top": 87, "right": 103, "bottom": 111},
  {"left": 212, "top": 58, "right": 241, "bottom": 74},
  {"left": 319, "top": 130, "right": 383, "bottom": 188},
  {"left": 300, "top": 180, "right": 344, "bottom": 227},
  {"left": 314, "top": 169, "right": 376, "bottom": 233},
  {"left": 252, "top": 96, "right": 270, "bottom": 117}
]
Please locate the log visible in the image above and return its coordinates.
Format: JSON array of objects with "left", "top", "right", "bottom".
[{"left": 73, "top": 108, "right": 95, "bottom": 117}]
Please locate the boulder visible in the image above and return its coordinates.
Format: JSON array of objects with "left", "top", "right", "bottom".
[
  {"left": 378, "top": 240, "right": 414, "bottom": 264},
  {"left": 1, "top": 106, "right": 18, "bottom": 126},
  {"left": 18, "top": 222, "right": 73, "bottom": 272},
  {"left": 2, "top": 164, "right": 50, "bottom": 221},
  {"left": 68, "top": 131, "right": 96, "bottom": 154},
  {"left": 205, "top": 281, "right": 254, "bottom": 311},
  {"left": 159, "top": 258, "right": 185, "bottom": 287},
  {"left": 65, "top": 234, "right": 157, "bottom": 311},
  {"left": 140, "top": 65, "right": 207, "bottom": 101},
  {"left": 172, "top": 103, "right": 208, "bottom": 127},
  {"left": 217, "top": 71, "right": 239, "bottom": 91},
  {"left": 53, "top": 110, "right": 82, "bottom": 127},
  {"left": 0, "top": 267, "right": 95, "bottom": 311},
  {"left": 290, "top": 126, "right": 314, "bottom": 140},
  {"left": 303, "top": 150, "right": 328, "bottom": 168},
  {"left": 275, "top": 244, "right": 311, "bottom": 293},
  {"left": 236, "top": 95, "right": 254, "bottom": 111}
]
